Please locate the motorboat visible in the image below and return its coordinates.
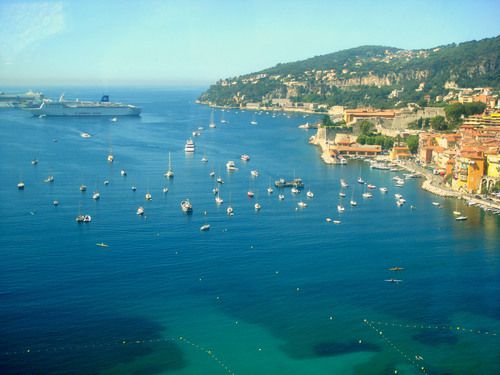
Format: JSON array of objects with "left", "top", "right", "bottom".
[
  {"left": 137, "top": 206, "right": 144, "bottom": 215},
  {"left": 131, "top": 186, "right": 137, "bottom": 191},
  {"left": 226, "top": 161, "right": 238, "bottom": 171},
  {"left": 247, "top": 191, "right": 255, "bottom": 198},
  {"left": 104, "top": 180, "right": 109, "bottom": 186},
  {"left": 53, "top": 200, "right": 59, "bottom": 206},
  {"left": 394, "top": 194, "right": 403, "bottom": 199},
  {"left": 145, "top": 192, "right": 152, "bottom": 200},
  {"left": 96, "top": 242, "right": 109, "bottom": 247},
  {"left": 384, "top": 279, "right": 402, "bottom": 283},
  {"left": 120, "top": 169, "right": 127, "bottom": 176},
  {"left": 184, "top": 138, "right": 195, "bottom": 152},
  {"left": 107, "top": 154, "right": 114, "bottom": 162},
  {"left": 432, "top": 202, "right": 440, "bottom": 206},
  {"left": 92, "top": 192, "right": 100, "bottom": 200},
  {"left": 291, "top": 187, "right": 300, "bottom": 194},
  {"left": 278, "top": 194, "right": 285, "bottom": 200},
  {"left": 388, "top": 267, "right": 404, "bottom": 271},
  {"left": 362, "top": 192, "right": 373, "bottom": 198},
  {"left": 333, "top": 220, "right": 341, "bottom": 224},
  {"left": 350, "top": 200, "right": 357, "bottom": 206},
  {"left": 241, "top": 154, "right": 250, "bottom": 161},
  {"left": 251, "top": 170, "right": 259, "bottom": 177},
  {"left": 17, "top": 181, "right": 25, "bottom": 190},
  {"left": 76, "top": 214, "right": 92, "bottom": 223},
  {"left": 340, "top": 179, "right": 349, "bottom": 188},
  {"left": 267, "top": 187, "right": 274, "bottom": 194},
  {"left": 379, "top": 187, "right": 388, "bottom": 193},
  {"left": 44, "top": 175, "right": 54, "bottom": 183},
  {"left": 367, "top": 184, "right": 376, "bottom": 189},
  {"left": 81, "top": 132, "right": 91, "bottom": 138},
  {"left": 337, "top": 204, "right": 345, "bottom": 213},
  {"left": 297, "top": 201, "right": 307, "bottom": 208},
  {"left": 200, "top": 224, "right": 211, "bottom": 231},
  {"left": 306, "top": 190, "right": 314, "bottom": 198},
  {"left": 31, "top": 159, "right": 38, "bottom": 165},
  {"left": 227, "top": 206, "right": 234, "bottom": 216},
  {"left": 216, "top": 177, "right": 224, "bottom": 184},
  {"left": 163, "top": 187, "right": 169, "bottom": 193},
  {"left": 254, "top": 202, "right": 261, "bottom": 211},
  {"left": 181, "top": 200, "right": 193, "bottom": 213},
  {"left": 456, "top": 216, "right": 468, "bottom": 221},
  {"left": 215, "top": 195, "right": 224, "bottom": 205}
]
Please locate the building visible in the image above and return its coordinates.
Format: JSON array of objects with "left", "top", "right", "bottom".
[
  {"left": 452, "top": 150, "right": 485, "bottom": 194},
  {"left": 344, "top": 108, "right": 396, "bottom": 124},
  {"left": 389, "top": 145, "right": 411, "bottom": 161}
]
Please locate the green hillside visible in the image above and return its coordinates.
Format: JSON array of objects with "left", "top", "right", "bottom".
[{"left": 199, "top": 36, "right": 499, "bottom": 109}]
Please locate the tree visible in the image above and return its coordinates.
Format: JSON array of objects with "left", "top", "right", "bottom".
[
  {"left": 358, "top": 120, "right": 374, "bottom": 136},
  {"left": 321, "top": 115, "right": 334, "bottom": 127},
  {"left": 424, "top": 118, "right": 430, "bottom": 128},
  {"left": 431, "top": 115, "right": 448, "bottom": 131},
  {"left": 406, "top": 135, "right": 419, "bottom": 154},
  {"left": 417, "top": 117, "right": 423, "bottom": 129}
]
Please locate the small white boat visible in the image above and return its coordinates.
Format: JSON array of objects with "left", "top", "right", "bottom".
[
  {"left": 131, "top": 186, "right": 137, "bottom": 191},
  {"left": 227, "top": 206, "right": 234, "bottom": 216},
  {"left": 350, "top": 200, "right": 357, "bottom": 206},
  {"left": 339, "top": 192, "right": 346, "bottom": 198},
  {"left": 216, "top": 177, "right": 224, "bottom": 184},
  {"left": 215, "top": 195, "right": 224, "bottom": 205},
  {"left": 145, "top": 192, "right": 152, "bottom": 201},
  {"left": 44, "top": 175, "right": 54, "bottom": 183},
  {"left": 164, "top": 152, "right": 174, "bottom": 178},
  {"left": 17, "top": 181, "right": 25, "bottom": 190},
  {"left": 213, "top": 187, "right": 219, "bottom": 194},
  {"left": 297, "top": 201, "right": 307, "bottom": 208},
  {"left": 247, "top": 191, "right": 255, "bottom": 198},
  {"left": 111, "top": 117, "right": 118, "bottom": 123},
  {"left": 453, "top": 211, "right": 461, "bottom": 216},
  {"left": 209, "top": 171, "right": 216, "bottom": 177},
  {"left": 200, "top": 224, "right": 211, "bottom": 231},
  {"left": 396, "top": 200, "right": 404, "bottom": 207},
  {"left": 181, "top": 200, "right": 193, "bottom": 213},
  {"left": 80, "top": 132, "right": 91, "bottom": 138},
  {"left": 267, "top": 187, "right": 274, "bottom": 194},
  {"left": 326, "top": 217, "right": 332, "bottom": 222},
  {"left": 333, "top": 220, "right": 341, "bottom": 224},
  {"left": 291, "top": 187, "right": 300, "bottom": 194},
  {"left": 92, "top": 192, "right": 100, "bottom": 200},
  {"left": 53, "top": 200, "right": 59, "bottom": 206},
  {"left": 241, "top": 154, "right": 250, "bottom": 161},
  {"left": 226, "top": 161, "right": 238, "bottom": 171},
  {"left": 103, "top": 180, "right": 109, "bottom": 186},
  {"left": 162, "top": 187, "right": 169, "bottom": 193},
  {"left": 357, "top": 177, "right": 365, "bottom": 184},
  {"left": 31, "top": 159, "right": 38, "bottom": 165},
  {"left": 362, "top": 192, "right": 373, "bottom": 199},
  {"left": 201, "top": 156, "right": 208, "bottom": 163},
  {"left": 432, "top": 202, "right": 440, "bottom": 206},
  {"left": 137, "top": 206, "right": 144, "bottom": 215},
  {"left": 254, "top": 203, "right": 261, "bottom": 211},
  {"left": 251, "top": 170, "right": 259, "bottom": 177},
  {"left": 184, "top": 138, "right": 195, "bottom": 153},
  {"left": 337, "top": 204, "right": 345, "bottom": 213},
  {"left": 367, "top": 184, "right": 376, "bottom": 189},
  {"left": 192, "top": 131, "right": 201, "bottom": 136},
  {"left": 340, "top": 179, "right": 349, "bottom": 188},
  {"left": 394, "top": 194, "right": 403, "bottom": 199},
  {"left": 278, "top": 194, "right": 285, "bottom": 200},
  {"left": 107, "top": 154, "right": 114, "bottom": 162},
  {"left": 120, "top": 169, "right": 127, "bottom": 176},
  {"left": 339, "top": 158, "right": 347, "bottom": 165},
  {"left": 379, "top": 187, "right": 388, "bottom": 193},
  {"left": 209, "top": 123, "right": 216, "bottom": 129},
  {"left": 76, "top": 214, "right": 92, "bottom": 223},
  {"left": 455, "top": 216, "right": 468, "bottom": 221},
  {"left": 306, "top": 190, "right": 314, "bottom": 198}
]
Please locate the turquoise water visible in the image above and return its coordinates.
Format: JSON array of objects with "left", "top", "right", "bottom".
[{"left": 1, "top": 88, "right": 499, "bottom": 375}]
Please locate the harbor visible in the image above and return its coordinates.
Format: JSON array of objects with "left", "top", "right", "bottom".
[{"left": 1, "top": 88, "right": 499, "bottom": 375}]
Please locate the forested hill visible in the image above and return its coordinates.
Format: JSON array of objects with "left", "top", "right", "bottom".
[{"left": 199, "top": 36, "right": 499, "bottom": 109}]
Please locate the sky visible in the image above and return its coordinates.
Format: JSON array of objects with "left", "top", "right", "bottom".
[{"left": 0, "top": 0, "right": 499, "bottom": 87}]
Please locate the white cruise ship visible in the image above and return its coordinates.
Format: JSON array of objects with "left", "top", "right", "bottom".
[{"left": 23, "top": 94, "right": 141, "bottom": 117}]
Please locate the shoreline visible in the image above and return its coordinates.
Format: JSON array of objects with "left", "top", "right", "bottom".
[
  {"left": 310, "top": 128, "right": 500, "bottom": 211},
  {"left": 197, "top": 100, "right": 324, "bottom": 116}
]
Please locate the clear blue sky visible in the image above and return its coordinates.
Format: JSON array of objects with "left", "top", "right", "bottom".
[{"left": 0, "top": 0, "right": 498, "bottom": 87}]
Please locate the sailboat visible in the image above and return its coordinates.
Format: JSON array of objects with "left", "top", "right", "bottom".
[
  {"left": 250, "top": 113, "right": 258, "bottom": 125},
  {"left": 209, "top": 109, "right": 216, "bottom": 128},
  {"left": 220, "top": 110, "right": 227, "bottom": 124},
  {"left": 164, "top": 152, "right": 174, "bottom": 178},
  {"left": 107, "top": 138, "right": 114, "bottom": 163},
  {"left": 227, "top": 193, "right": 234, "bottom": 216},
  {"left": 350, "top": 183, "right": 357, "bottom": 206}
]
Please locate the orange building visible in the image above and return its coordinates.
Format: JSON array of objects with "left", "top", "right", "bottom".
[{"left": 390, "top": 145, "right": 411, "bottom": 160}]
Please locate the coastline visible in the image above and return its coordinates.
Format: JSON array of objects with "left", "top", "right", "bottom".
[
  {"left": 197, "top": 100, "right": 324, "bottom": 116},
  {"left": 309, "top": 128, "right": 500, "bottom": 210}
]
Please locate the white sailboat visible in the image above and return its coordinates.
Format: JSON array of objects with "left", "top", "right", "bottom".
[
  {"left": 164, "top": 152, "right": 174, "bottom": 178},
  {"left": 250, "top": 113, "right": 258, "bottom": 125},
  {"left": 209, "top": 109, "right": 216, "bottom": 128}
]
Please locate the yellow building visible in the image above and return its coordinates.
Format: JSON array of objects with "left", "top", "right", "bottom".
[
  {"left": 452, "top": 151, "right": 485, "bottom": 193},
  {"left": 390, "top": 145, "right": 411, "bottom": 161},
  {"left": 486, "top": 154, "right": 500, "bottom": 178}
]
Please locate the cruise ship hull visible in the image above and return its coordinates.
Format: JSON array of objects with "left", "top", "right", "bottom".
[{"left": 25, "top": 100, "right": 141, "bottom": 117}]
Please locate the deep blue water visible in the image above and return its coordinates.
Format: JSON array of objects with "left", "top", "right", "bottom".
[{"left": 1, "top": 88, "right": 499, "bottom": 375}]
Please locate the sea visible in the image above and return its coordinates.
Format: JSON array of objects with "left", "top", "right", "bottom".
[{"left": 0, "top": 88, "right": 499, "bottom": 375}]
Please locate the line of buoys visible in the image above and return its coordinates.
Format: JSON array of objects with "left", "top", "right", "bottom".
[
  {"left": 1, "top": 336, "right": 236, "bottom": 374},
  {"left": 363, "top": 319, "right": 428, "bottom": 375},
  {"left": 367, "top": 320, "right": 497, "bottom": 337}
]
